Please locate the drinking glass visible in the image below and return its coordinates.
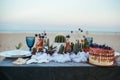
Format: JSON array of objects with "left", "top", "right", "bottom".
[
  {"left": 26, "top": 36, "right": 35, "bottom": 51},
  {"left": 86, "top": 37, "right": 93, "bottom": 46}
]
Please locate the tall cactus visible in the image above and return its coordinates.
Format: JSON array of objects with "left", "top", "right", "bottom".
[
  {"left": 44, "top": 38, "right": 49, "bottom": 47},
  {"left": 73, "top": 40, "right": 81, "bottom": 54},
  {"left": 76, "top": 40, "right": 80, "bottom": 46},
  {"left": 71, "top": 42, "right": 74, "bottom": 51},
  {"left": 73, "top": 43, "right": 79, "bottom": 54},
  {"left": 83, "top": 38, "right": 90, "bottom": 52},
  {"left": 55, "top": 35, "right": 66, "bottom": 43},
  {"left": 84, "top": 38, "right": 89, "bottom": 49},
  {"left": 46, "top": 38, "right": 50, "bottom": 48}
]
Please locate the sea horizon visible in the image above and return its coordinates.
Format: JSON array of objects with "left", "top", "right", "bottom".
[{"left": 0, "top": 29, "right": 120, "bottom": 35}]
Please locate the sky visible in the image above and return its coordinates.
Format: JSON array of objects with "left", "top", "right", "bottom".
[{"left": 0, "top": 0, "right": 120, "bottom": 32}]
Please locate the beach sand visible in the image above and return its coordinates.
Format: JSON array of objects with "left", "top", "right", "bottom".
[{"left": 0, "top": 32, "right": 120, "bottom": 52}]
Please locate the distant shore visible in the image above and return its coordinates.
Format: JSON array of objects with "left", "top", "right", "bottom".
[{"left": 0, "top": 30, "right": 120, "bottom": 34}]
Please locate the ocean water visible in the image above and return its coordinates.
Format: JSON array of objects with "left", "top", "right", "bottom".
[
  {"left": 0, "top": 30, "right": 120, "bottom": 35},
  {"left": 0, "top": 25, "right": 120, "bottom": 34}
]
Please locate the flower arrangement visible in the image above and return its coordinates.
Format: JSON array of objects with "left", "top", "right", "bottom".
[{"left": 31, "top": 28, "right": 92, "bottom": 55}]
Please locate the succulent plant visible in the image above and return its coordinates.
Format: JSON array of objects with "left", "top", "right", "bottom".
[
  {"left": 55, "top": 35, "right": 66, "bottom": 43},
  {"left": 58, "top": 44, "right": 65, "bottom": 54},
  {"left": 83, "top": 38, "right": 89, "bottom": 49},
  {"left": 73, "top": 39, "right": 84, "bottom": 54},
  {"left": 71, "top": 42, "right": 74, "bottom": 51},
  {"left": 15, "top": 42, "right": 22, "bottom": 49},
  {"left": 46, "top": 38, "right": 49, "bottom": 48},
  {"left": 32, "top": 47, "right": 37, "bottom": 55},
  {"left": 73, "top": 43, "right": 79, "bottom": 54},
  {"left": 79, "top": 43, "right": 82, "bottom": 52},
  {"left": 47, "top": 45, "right": 56, "bottom": 55},
  {"left": 44, "top": 38, "right": 49, "bottom": 46}
]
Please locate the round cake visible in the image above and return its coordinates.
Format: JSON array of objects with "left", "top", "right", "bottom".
[{"left": 89, "top": 44, "right": 114, "bottom": 66}]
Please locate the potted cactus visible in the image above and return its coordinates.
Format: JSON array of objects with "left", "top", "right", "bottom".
[
  {"left": 83, "top": 38, "right": 90, "bottom": 52},
  {"left": 73, "top": 40, "right": 80, "bottom": 54},
  {"left": 32, "top": 47, "right": 37, "bottom": 55},
  {"left": 53, "top": 34, "right": 66, "bottom": 52}
]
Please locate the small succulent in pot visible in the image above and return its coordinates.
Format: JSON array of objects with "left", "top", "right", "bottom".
[
  {"left": 32, "top": 47, "right": 37, "bottom": 55},
  {"left": 15, "top": 42, "right": 22, "bottom": 49}
]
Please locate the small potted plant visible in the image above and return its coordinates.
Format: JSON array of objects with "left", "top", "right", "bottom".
[
  {"left": 15, "top": 42, "right": 22, "bottom": 49},
  {"left": 53, "top": 34, "right": 66, "bottom": 52}
]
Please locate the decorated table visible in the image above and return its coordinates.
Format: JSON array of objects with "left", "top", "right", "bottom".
[{"left": 0, "top": 32, "right": 120, "bottom": 80}]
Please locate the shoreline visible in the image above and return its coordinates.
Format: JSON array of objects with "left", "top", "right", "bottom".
[{"left": 0, "top": 30, "right": 120, "bottom": 34}]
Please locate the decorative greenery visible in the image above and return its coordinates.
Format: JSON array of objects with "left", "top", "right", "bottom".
[
  {"left": 58, "top": 44, "right": 65, "bottom": 54},
  {"left": 55, "top": 35, "right": 66, "bottom": 43},
  {"left": 73, "top": 42, "right": 79, "bottom": 54},
  {"left": 33, "top": 28, "right": 92, "bottom": 54},
  {"left": 83, "top": 38, "right": 89, "bottom": 49},
  {"left": 47, "top": 45, "right": 56, "bottom": 55},
  {"left": 32, "top": 47, "right": 37, "bottom": 55},
  {"left": 70, "top": 42, "right": 74, "bottom": 51},
  {"left": 15, "top": 42, "right": 22, "bottom": 49},
  {"left": 44, "top": 38, "right": 50, "bottom": 53},
  {"left": 46, "top": 38, "right": 50, "bottom": 48},
  {"left": 44, "top": 38, "right": 50, "bottom": 48}
]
